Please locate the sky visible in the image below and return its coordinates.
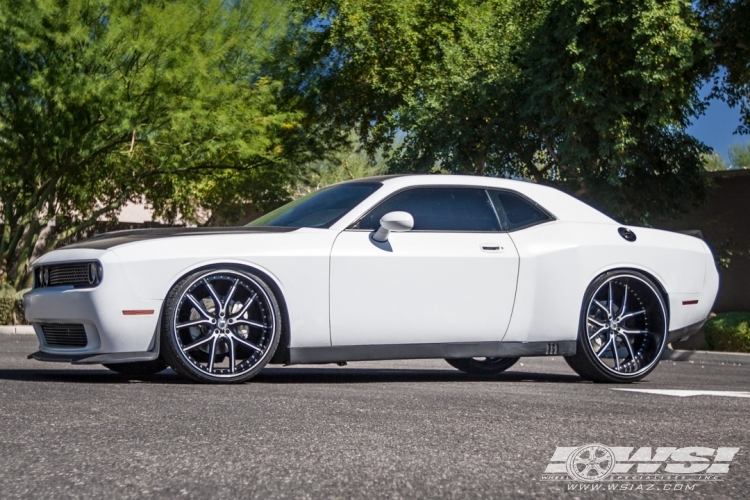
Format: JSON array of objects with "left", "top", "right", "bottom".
[{"left": 687, "top": 82, "right": 748, "bottom": 166}]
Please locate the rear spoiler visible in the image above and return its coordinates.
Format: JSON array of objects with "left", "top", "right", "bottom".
[{"left": 676, "top": 229, "right": 704, "bottom": 239}]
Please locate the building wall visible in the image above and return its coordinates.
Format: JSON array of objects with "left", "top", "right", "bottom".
[{"left": 659, "top": 169, "right": 750, "bottom": 313}]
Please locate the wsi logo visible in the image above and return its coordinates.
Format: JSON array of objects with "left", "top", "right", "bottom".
[{"left": 542, "top": 444, "right": 740, "bottom": 482}]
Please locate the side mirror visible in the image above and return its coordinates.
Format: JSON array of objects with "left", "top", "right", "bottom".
[{"left": 372, "top": 211, "right": 414, "bottom": 242}]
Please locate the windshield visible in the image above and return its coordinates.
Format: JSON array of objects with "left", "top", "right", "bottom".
[{"left": 247, "top": 182, "right": 382, "bottom": 228}]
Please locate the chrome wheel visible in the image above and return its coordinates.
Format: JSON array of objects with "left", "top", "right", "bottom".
[
  {"left": 583, "top": 274, "right": 667, "bottom": 378},
  {"left": 566, "top": 271, "right": 669, "bottom": 383},
  {"left": 169, "top": 269, "right": 278, "bottom": 380}
]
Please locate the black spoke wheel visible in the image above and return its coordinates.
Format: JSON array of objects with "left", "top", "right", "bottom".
[
  {"left": 565, "top": 271, "right": 668, "bottom": 383},
  {"left": 104, "top": 359, "right": 167, "bottom": 378},
  {"left": 445, "top": 357, "right": 519, "bottom": 376},
  {"left": 160, "top": 268, "right": 281, "bottom": 383}
]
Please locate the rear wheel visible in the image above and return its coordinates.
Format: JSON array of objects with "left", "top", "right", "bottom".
[
  {"left": 160, "top": 267, "right": 281, "bottom": 383},
  {"left": 565, "top": 271, "right": 668, "bottom": 383},
  {"left": 445, "top": 357, "right": 519, "bottom": 376},
  {"left": 104, "top": 359, "right": 167, "bottom": 378}
]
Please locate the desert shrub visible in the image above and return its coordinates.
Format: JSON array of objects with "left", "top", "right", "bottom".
[
  {"left": 0, "top": 286, "right": 28, "bottom": 325},
  {"left": 704, "top": 312, "right": 750, "bottom": 353}
]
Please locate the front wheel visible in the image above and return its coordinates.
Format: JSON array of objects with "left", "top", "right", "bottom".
[
  {"left": 160, "top": 267, "right": 282, "bottom": 384},
  {"left": 565, "top": 271, "right": 669, "bottom": 383},
  {"left": 445, "top": 357, "right": 519, "bottom": 376}
]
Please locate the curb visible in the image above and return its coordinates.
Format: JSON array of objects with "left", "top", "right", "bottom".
[
  {"left": 661, "top": 348, "right": 749, "bottom": 365},
  {"left": 0, "top": 325, "right": 34, "bottom": 335}
]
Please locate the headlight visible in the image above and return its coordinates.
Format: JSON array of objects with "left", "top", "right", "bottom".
[
  {"left": 42, "top": 267, "right": 49, "bottom": 287},
  {"left": 88, "top": 263, "right": 98, "bottom": 284}
]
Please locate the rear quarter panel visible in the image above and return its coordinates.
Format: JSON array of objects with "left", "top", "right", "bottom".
[{"left": 504, "top": 221, "right": 711, "bottom": 342}]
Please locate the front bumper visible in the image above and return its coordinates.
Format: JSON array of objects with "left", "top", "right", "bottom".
[
  {"left": 28, "top": 350, "right": 159, "bottom": 364},
  {"left": 24, "top": 250, "right": 163, "bottom": 362}
]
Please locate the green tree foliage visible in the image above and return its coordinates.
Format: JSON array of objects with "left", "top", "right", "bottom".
[
  {"left": 291, "top": 0, "right": 712, "bottom": 222},
  {"left": 700, "top": 0, "right": 750, "bottom": 134},
  {"left": 298, "top": 133, "right": 388, "bottom": 195},
  {"left": 728, "top": 141, "right": 750, "bottom": 168},
  {"left": 524, "top": 0, "right": 711, "bottom": 221},
  {"left": 702, "top": 151, "right": 728, "bottom": 171},
  {"left": 0, "top": 0, "right": 312, "bottom": 288}
]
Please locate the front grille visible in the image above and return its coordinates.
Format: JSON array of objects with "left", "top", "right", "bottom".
[
  {"left": 48, "top": 264, "right": 90, "bottom": 286},
  {"left": 40, "top": 324, "right": 88, "bottom": 348}
]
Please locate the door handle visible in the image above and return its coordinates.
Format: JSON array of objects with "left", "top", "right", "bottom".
[{"left": 481, "top": 244, "right": 504, "bottom": 252}]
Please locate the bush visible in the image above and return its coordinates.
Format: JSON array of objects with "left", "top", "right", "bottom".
[
  {"left": 0, "top": 285, "right": 27, "bottom": 325},
  {"left": 704, "top": 312, "right": 750, "bottom": 353}
]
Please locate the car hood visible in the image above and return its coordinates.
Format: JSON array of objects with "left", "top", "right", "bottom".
[{"left": 62, "top": 226, "right": 298, "bottom": 250}]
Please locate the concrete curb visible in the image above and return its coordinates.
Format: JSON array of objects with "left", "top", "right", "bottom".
[
  {"left": 0, "top": 325, "right": 34, "bottom": 335},
  {"left": 662, "top": 348, "right": 749, "bottom": 365}
]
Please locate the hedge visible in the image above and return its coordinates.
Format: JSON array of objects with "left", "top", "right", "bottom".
[
  {"left": 0, "top": 286, "right": 27, "bottom": 325},
  {"left": 704, "top": 312, "right": 750, "bottom": 353}
]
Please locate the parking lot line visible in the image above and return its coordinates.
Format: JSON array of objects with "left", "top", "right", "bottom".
[{"left": 612, "top": 388, "right": 750, "bottom": 398}]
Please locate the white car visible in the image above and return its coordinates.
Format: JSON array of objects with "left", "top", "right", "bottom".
[{"left": 25, "top": 175, "right": 718, "bottom": 383}]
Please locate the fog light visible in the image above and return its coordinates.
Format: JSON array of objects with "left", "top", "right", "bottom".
[
  {"left": 88, "top": 263, "right": 98, "bottom": 284},
  {"left": 42, "top": 267, "right": 49, "bottom": 287}
]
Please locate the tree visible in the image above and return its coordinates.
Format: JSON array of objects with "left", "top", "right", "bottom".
[
  {"left": 728, "top": 141, "right": 750, "bottom": 168},
  {"left": 699, "top": 0, "right": 750, "bottom": 134},
  {"left": 290, "top": 0, "right": 712, "bottom": 222},
  {"left": 0, "top": 0, "right": 312, "bottom": 289},
  {"left": 702, "top": 152, "right": 728, "bottom": 171},
  {"left": 297, "top": 133, "right": 388, "bottom": 195},
  {"left": 523, "top": 0, "right": 712, "bottom": 221}
]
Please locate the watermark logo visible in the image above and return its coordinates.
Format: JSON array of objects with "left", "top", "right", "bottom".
[
  {"left": 542, "top": 445, "right": 739, "bottom": 490},
  {"left": 565, "top": 444, "right": 616, "bottom": 482}
]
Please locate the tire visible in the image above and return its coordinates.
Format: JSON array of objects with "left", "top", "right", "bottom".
[
  {"left": 160, "top": 267, "right": 282, "bottom": 383},
  {"left": 565, "top": 270, "right": 669, "bottom": 383},
  {"left": 445, "top": 357, "right": 519, "bottom": 376},
  {"left": 104, "top": 359, "right": 167, "bottom": 378}
]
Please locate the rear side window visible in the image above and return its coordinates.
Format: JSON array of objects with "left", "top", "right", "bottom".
[
  {"left": 356, "top": 187, "right": 501, "bottom": 231},
  {"left": 487, "top": 190, "right": 552, "bottom": 231}
]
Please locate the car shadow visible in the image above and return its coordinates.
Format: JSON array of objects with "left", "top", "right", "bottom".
[
  {"left": 0, "top": 368, "right": 188, "bottom": 384},
  {"left": 256, "top": 367, "right": 585, "bottom": 384},
  {"left": 0, "top": 366, "right": 585, "bottom": 385}
]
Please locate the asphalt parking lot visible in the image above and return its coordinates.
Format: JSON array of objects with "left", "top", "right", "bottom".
[{"left": 1, "top": 334, "right": 749, "bottom": 499}]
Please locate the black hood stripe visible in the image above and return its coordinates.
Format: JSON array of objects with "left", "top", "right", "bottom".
[{"left": 62, "top": 226, "right": 299, "bottom": 250}]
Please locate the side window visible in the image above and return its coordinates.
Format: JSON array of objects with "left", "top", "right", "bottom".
[
  {"left": 487, "top": 190, "right": 552, "bottom": 231},
  {"left": 356, "top": 187, "right": 501, "bottom": 231}
]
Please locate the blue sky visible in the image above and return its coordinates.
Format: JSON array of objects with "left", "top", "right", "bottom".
[{"left": 687, "top": 82, "right": 748, "bottom": 165}]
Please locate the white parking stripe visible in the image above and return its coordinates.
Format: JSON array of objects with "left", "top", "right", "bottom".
[{"left": 612, "top": 389, "right": 750, "bottom": 398}]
